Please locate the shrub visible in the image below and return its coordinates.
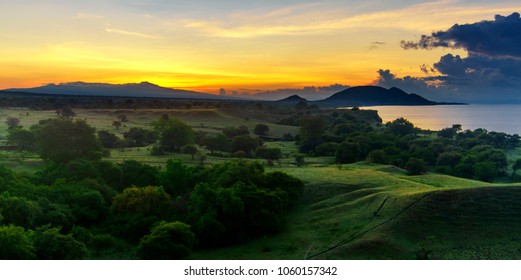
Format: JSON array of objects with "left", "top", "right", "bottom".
[{"left": 138, "top": 221, "right": 196, "bottom": 260}]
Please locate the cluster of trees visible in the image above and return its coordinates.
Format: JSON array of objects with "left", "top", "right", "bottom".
[
  {"left": 296, "top": 111, "right": 519, "bottom": 181},
  {"left": 0, "top": 157, "right": 303, "bottom": 259}
]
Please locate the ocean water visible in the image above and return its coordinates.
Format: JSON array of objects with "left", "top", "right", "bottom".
[{"left": 359, "top": 104, "right": 521, "bottom": 135}]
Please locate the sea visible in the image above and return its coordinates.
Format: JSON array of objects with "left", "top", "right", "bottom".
[{"left": 356, "top": 104, "right": 521, "bottom": 135}]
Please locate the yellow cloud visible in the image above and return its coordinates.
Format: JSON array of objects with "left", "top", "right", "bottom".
[{"left": 183, "top": 0, "right": 521, "bottom": 38}]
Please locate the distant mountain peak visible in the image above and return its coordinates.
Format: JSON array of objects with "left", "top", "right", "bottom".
[{"left": 276, "top": 95, "right": 309, "bottom": 103}]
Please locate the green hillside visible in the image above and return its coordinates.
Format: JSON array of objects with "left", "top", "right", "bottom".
[{"left": 192, "top": 163, "right": 521, "bottom": 259}]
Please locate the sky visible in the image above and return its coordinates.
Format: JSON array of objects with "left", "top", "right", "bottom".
[{"left": 1, "top": 0, "right": 521, "bottom": 102}]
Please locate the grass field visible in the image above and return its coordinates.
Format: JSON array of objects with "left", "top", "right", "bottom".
[{"left": 192, "top": 163, "right": 521, "bottom": 259}]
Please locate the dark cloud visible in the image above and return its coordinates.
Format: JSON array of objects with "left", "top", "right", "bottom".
[
  {"left": 401, "top": 12, "right": 521, "bottom": 58},
  {"left": 386, "top": 12, "right": 521, "bottom": 103},
  {"left": 375, "top": 69, "right": 437, "bottom": 97},
  {"left": 420, "top": 64, "right": 435, "bottom": 74}
]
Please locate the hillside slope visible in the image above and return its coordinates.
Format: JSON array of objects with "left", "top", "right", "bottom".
[{"left": 192, "top": 164, "right": 521, "bottom": 260}]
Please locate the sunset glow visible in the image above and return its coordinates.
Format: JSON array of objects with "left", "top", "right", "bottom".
[{"left": 1, "top": 0, "right": 520, "bottom": 94}]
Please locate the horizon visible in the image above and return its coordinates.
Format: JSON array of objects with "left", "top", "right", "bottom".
[{"left": 2, "top": 1, "right": 521, "bottom": 102}]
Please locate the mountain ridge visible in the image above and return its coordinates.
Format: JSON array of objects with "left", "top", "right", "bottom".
[{"left": 5, "top": 81, "right": 222, "bottom": 99}]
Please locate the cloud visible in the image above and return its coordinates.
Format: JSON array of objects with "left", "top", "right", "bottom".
[
  {"left": 180, "top": 1, "right": 521, "bottom": 38},
  {"left": 105, "top": 28, "right": 158, "bottom": 39},
  {"left": 401, "top": 12, "right": 521, "bottom": 58},
  {"left": 385, "top": 12, "right": 521, "bottom": 103},
  {"left": 375, "top": 69, "right": 437, "bottom": 96},
  {"left": 369, "top": 41, "right": 386, "bottom": 50}
]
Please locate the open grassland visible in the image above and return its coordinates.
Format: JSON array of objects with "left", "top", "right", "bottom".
[
  {"left": 0, "top": 108, "right": 299, "bottom": 141},
  {"left": 192, "top": 163, "right": 521, "bottom": 260}
]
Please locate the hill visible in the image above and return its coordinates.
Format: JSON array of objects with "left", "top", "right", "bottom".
[
  {"left": 5, "top": 81, "right": 221, "bottom": 99},
  {"left": 191, "top": 163, "right": 521, "bottom": 260},
  {"left": 318, "top": 86, "right": 438, "bottom": 107},
  {"left": 275, "top": 95, "right": 309, "bottom": 104}
]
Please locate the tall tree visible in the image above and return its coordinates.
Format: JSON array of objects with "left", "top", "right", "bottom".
[
  {"left": 299, "top": 115, "right": 326, "bottom": 152},
  {"left": 34, "top": 118, "right": 102, "bottom": 163}
]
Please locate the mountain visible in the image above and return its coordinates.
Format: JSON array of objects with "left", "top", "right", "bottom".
[
  {"left": 275, "top": 95, "right": 309, "bottom": 104},
  {"left": 5, "top": 81, "right": 220, "bottom": 99},
  {"left": 318, "top": 86, "right": 438, "bottom": 106}
]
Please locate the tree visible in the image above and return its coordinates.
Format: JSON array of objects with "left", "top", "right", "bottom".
[
  {"left": 223, "top": 126, "right": 249, "bottom": 139},
  {"left": 111, "top": 186, "right": 172, "bottom": 219},
  {"left": 367, "top": 149, "right": 387, "bottom": 164},
  {"left": 513, "top": 158, "right": 521, "bottom": 175},
  {"left": 232, "top": 135, "right": 260, "bottom": 156},
  {"left": 436, "top": 152, "right": 462, "bottom": 169},
  {"left": 109, "top": 186, "right": 172, "bottom": 241},
  {"left": 438, "top": 127, "right": 457, "bottom": 139},
  {"left": 158, "top": 119, "right": 194, "bottom": 151},
  {"left": 253, "top": 124, "right": 270, "bottom": 136},
  {"left": 181, "top": 145, "right": 198, "bottom": 160},
  {"left": 474, "top": 161, "right": 498, "bottom": 182},
  {"left": 137, "top": 221, "right": 196, "bottom": 260},
  {"left": 119, "top": 160, "right": 160, "bottom": 190},
  {"left": 112, "top": 120, "right": 122, "bottom": 129},
  {"left": 315, "top": 142, "right": 338, "bottom": 156},
  {"left": 55, "top": 107, "right": 76, "bottom": 119},
  {"left": 299, "top": 115, "right": 326, "bottom": 152},
  {"left": 30, "top": 225, "right": 87, "bottom": 260},
  {"left": 335, "top": 142, "right": 361, "bottom": 164},
  {"left": 6, "top": 129, "right": 35, "bottom": 150},
  {"left": 405, "top": 158, "right": 428, "bottom": 175},
  {"left": 255, "top": 146, "right": 282, "bottom": 165},
  {"left": 0, "top": 196, "right": 42, "bottom": 229},
  {"left": 204, "top": 133, "right": 230, "bottom": 154},
  {"left": 34, "top": 118, "right": 102, "bottom": 163},
  {"left": 98, "top": 130, "right": 119, "bottom": 148},
  {"left": 123, "top": 127, "right": 157, "bottom": 147},
  {"left": 5, "top": 117, "right": 20, "bottom": 129},
  {"left": 0, "top": 225, "right": 35, "bottom": 260},
  {"left": 387, "top": 118, "right": 417, "bottom": 136},
  {"left": 159, "top": 159, "right": 195, "bottom": 197},
  {"left": 295, "top": 155, "right": 305, "bottom": 167}
]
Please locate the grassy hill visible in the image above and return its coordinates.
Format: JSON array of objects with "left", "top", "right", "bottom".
[{"left": 192, "top": 163, "right": 521, "bottom": 259}]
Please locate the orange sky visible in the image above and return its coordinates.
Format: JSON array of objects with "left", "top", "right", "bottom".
[{"left": 1, "top": 0, "right": 520, "bottom": 94}]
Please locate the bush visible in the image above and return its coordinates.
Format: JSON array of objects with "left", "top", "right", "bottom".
[
  {"left": 366, "top": 149, "right": 387, "bottom": 164},
  {"left": 31, "top": 226, "right": 87, "bottom": 260},
  {"left": 138, "top": 221, "right": 196, "bottom": 260},
  {"left": 335, "top": 142, "right": 361, "bottom": 164},
  {"left": 405, "top": 158, "right": 428, "bottom": 175},
  {"left": 0, "top": 225, "right": 35, "bottom": 260}
]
